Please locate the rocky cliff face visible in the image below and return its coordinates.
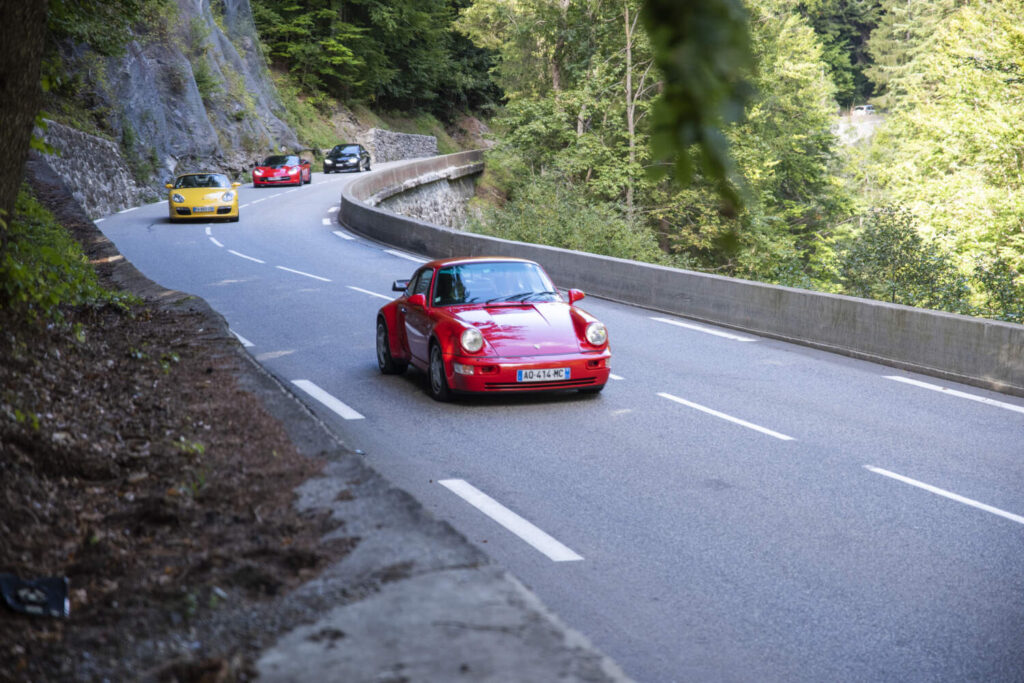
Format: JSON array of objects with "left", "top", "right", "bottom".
[{"left": 94, "top": 0, "right": 296, "bottom": 183}]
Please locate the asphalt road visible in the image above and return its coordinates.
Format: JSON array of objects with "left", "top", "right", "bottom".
[{"left": 98, "top": 166, "right": 1024, "bottom": 683}]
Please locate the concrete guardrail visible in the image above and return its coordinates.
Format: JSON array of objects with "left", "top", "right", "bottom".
[{"left": 340, "top": 150, "right": 1024, "bottom": 398}]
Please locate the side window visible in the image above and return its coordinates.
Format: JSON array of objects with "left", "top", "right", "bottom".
[{"left": 407, "top": 269, "right": 433, "bottom": 298}]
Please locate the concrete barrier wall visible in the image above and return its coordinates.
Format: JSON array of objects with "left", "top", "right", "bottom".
[{"left": 340, "top": 151, "right": 1024, "bottom": 398}]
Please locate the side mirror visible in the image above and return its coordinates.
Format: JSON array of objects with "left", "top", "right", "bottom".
[
  {"left": 165, "top": 183, "right": 174, "bottom": 189},
  {"left": 231, "top": 182, "right": 241, "bottom": 188},
  {"left": 393, "top": 279, "right": 410, "bottom": 292},
  {"left": 407, "top": 293, "right": 426, "bottom": 308},
  {"left": 567, "top": 289, "right": 585, "bottom": 305}
]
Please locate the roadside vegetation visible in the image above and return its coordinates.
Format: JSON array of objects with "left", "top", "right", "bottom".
[{"left": 9, "top": 0, "right": 1024, "bottom": 333}]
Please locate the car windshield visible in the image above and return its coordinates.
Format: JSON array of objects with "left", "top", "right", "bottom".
[
  {"left": 262, "top": 155, "right": 298, "bottom": 166},
  {"left": 432, "top": 262, "right": 559, "bottom": 306},
  {"left": 331, "top": 145, "right": 361, "bottom": 156},
  {"left": 174, "top": 173, "right": 230, "bottom": 189}
]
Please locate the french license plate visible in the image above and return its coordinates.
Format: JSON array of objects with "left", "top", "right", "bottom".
[
  {"left": 194, "top": 206, "right": 215, "bottom": 213},
  {"left": 517, "top": 367, "right": 569, "bottom": 382}
]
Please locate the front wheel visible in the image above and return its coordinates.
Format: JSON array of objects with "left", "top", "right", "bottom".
[
  {"left": 427, "top": 343, "right": 452, "bottom": 402},
  {"left": 376, "top": 319, "right": 407, "bottom": 375}
]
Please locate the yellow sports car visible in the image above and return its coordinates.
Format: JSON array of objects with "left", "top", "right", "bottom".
[{"left": 166, "top": 173, "right": 241, "bottom": 222}]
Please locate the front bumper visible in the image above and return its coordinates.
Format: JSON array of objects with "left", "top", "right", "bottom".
[
  {"left": 443, "top": 350, "right": 611, "bottom": 393},
  {"left": 253, "top": 173, "right": 300, "bottom": 186},
  {"left": 169, "top": 205, "right": 237, "bottom": 220}
]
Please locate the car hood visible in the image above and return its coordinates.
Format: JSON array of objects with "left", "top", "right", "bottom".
[
  {"left": 452, "top": 303, "right": 582, "bottom": 356},
  {"left": 173, "top": 188, "right": 231, "bottom": 202}
]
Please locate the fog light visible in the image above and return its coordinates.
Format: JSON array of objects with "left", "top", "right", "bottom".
[{"left": 453, "top": 362, "right": 474, "bottom": 376}]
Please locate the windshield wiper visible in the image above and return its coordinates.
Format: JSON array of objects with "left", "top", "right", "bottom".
[
  {"left": 520, "top": 290, "right": 559, "bottom": 302},
  {"left": 486, "top": 291, "right": 534, "bottom": 303}
]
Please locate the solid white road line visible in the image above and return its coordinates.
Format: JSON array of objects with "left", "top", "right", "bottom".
[
  {"left": 210, "top": 237, "right": 224, "bottom": 248},
  {"left": 658, "top": 392, "right": 795, "bottom": 441},
  {"left": 291, "top": 380, "right": 364, "bottom": 420},
  {"left": 118, "top": 206, "right": 139, "bottom": 214},
  {"left": 348, "top": 286, "right": 392, "bottom": 301},
  {"left": 884, "top": 376, "right": 1024, "bottom": 416},
  {"left": 276, "top": 266, "right": 331, "bottom": 282},
  {"left": 865, "top": 466, "right": 1024, "bottom": 526},
  {"left": 230, "top": 330, "right": 254, "bottom": 347},
  {"left": 385, "top": 249, "right": 428, "bottom": 263},
  {"left": 438, "top": 479, "right": 583, "bottom": 562},
  {"left": 229, "top": 249, "right": 265, "bottom": 264},
  {"left": 94, "top": 218, "right": 105, "bottom": 224},
  {"left": 329, "top": 206, "right": 339, "bottom": 212},
  {"left": 609, "top": 373, "right": 625, "bottom": 381},
  {"left": 332, "top": 230, "right": 354, "bottom": 241},
  {"left": 651, "top": 317, "right": 757, "bottom": 342},
  {"left": 252, "top": 198, "right": 266, "bottom": 204}
]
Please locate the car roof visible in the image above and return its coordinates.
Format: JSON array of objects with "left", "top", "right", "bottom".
[{"left": 421, "top": 256, "right": 538, "bottom": 269}]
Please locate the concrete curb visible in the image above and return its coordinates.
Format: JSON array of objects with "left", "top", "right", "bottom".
[{"left": 339, "top": 152, "right": 1024, "bottom": 398}]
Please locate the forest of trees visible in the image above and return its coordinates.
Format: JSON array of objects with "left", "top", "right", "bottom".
[
  {"left": 7, "top": 0, "right": 1020, "bottom": 324},
  {"left": 251, "top": 0, "right": 1022, "bottom": 322}
]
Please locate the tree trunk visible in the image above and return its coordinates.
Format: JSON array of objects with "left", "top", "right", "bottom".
[
  {"left": 0, "top": 1, "right": 48, "bottom": 240},
  {"left": 624, "top": 2, "right": 635, "bottom": 216}
]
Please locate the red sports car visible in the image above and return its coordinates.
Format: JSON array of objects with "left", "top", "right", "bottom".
[
  {"left": 376, "top": 257, "right": 611, "bottom": 400},
  {"left": 252, "top": 154, "right": 311, "bottom": 187}
]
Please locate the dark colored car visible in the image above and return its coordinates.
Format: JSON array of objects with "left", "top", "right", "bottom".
[
  {"left": 323, "top": 144, "right": 371, "bottom": 173},
  {"left": 252, "top": 154, "right": 311, "bottom": 187}
]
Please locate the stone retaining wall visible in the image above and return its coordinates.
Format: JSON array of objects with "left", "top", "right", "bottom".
[
  {"left": 365, "top": 129, "right": 437, "bottom": 163},
  {"left": 37, "top": 120, "right": 146, "bottom": 219}
]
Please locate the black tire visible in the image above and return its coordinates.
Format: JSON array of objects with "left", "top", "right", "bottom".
[
  {"left": 366, "top": 161, "right": 371, "bottom": 171},
  {"left": 376, "top": 319, "right": 407, "bottom": 375},
  {"left": 427, "top": 343, "right": 452, "bottom": 402}
]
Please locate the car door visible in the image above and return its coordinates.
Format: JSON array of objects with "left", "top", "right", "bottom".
[{"left": 401, "top": 268, "right": 434, "bottom": 364}]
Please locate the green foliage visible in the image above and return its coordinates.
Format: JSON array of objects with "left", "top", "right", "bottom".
[
  {"left": 971, "top": 255, "right": 1024, "bottom": 324},
  {"left": 0, "top": 187, "right": 136, "bottom": 329},
  {"left": 833, "top": 205, "right": 969, "bottom": 312},
  {"left": 857, "top": 1, "right": 1024, "bottom": 320},
  {"left": 252, "top": 0, "right": 497, "bottom": 119},
  {"left": 48, "top": 0, "right": 149, "bottom": 56},
  {"left": 796, "top": 0, "right": 881, "bottom": 108},
  {"left": 642, "top": 0, "right": 755, "bottom": 210},
  {"left": 468, "top": 171, "right": 666, "bottom": 264}
]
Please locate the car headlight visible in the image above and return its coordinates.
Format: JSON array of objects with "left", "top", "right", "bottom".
[
  {"left": 460, "top": 327, "right": 484, "bottom": 353},
  {"left": 221, "top": 191, "right": 235, "bottom": 202},
  {"left": 253, "top": 169, "right": 263, "bottom": 176},
  {"left": 325, "top": 159, "right": 334, "bottom": 165},
  {"left": 585, "top": 322, "right": 608, "bottom": 346},
  {"left": 171, "top": 193, "right": 185, "bottom": 203}
]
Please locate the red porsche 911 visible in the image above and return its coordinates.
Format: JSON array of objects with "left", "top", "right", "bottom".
[
  {"left": 376, "top": 257, "right": 611, "bottom": 400},
  {"left": 252, "top": 154, "right": 311, "bottom": 187}
]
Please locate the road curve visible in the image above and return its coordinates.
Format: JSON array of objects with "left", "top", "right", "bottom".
[{"left": 98, "top": 166, "right": 1024, "bottom": 683}]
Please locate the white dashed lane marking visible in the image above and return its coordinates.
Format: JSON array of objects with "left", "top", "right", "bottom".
[
  {"left": 348, "top": 286, "right": 392, "bottom": 301},
  {"left": 385, "top": 249, "right": 428, "bottom": 264},
  {"left": 229, "top": 250, "right": 265, "bottom": 264},
  {"left": 439, "top": 479, "right": 583, "bottom": 562},
  {"left": 276, "top": 266, "right": 331, "bottom": 282},
  {"left": 866, "top": 466, "right": 1024, "bottom": 526},
  {"left": 884, "top": 376, "right": 1024, "bottom": 416},
  {"left": 652, "top": 317, "right": 757, "bottom": 342},
  {"left": 291, "top": 380, "right": 364, "bottom": 420},
  {"left": 658, "top": 392, "right": 795, "bottom": 441}
]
